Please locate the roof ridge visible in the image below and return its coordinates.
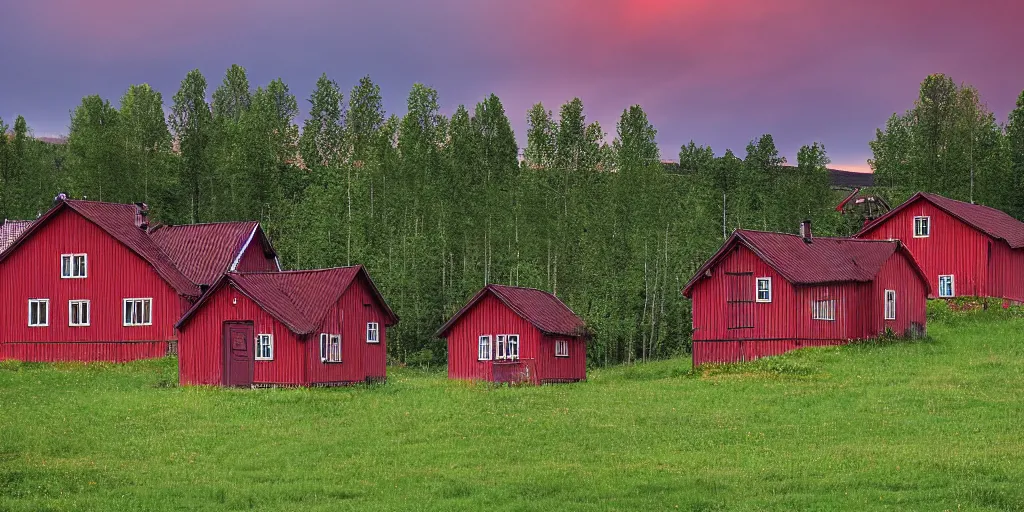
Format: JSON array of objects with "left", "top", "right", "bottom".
[
  {"left": 233, "top": 265, "right": 362, "bottom": 275},
  {"left": 159, "top": 220, "right": 260, "bottom": 228}
]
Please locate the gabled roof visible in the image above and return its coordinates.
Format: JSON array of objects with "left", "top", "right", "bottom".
[
  {"left": 0, "top": 200, "right": 200, "bottom": 297},
  {"left": 150, "top": 221, "right": 278, "bottom": 286},
  {"left": 436, "top": 284, "right": 588, "bottom": 338},
  {"left": 0, "top": 219, "right": 33, "bottom": 253},
  {"left": 682, "top": 229, "right": 930, "bottom": 297},
  {"left": 175, "top": 266, "right": 398, "bottom": 335},
  {"left": 858, "top": 192, "right": 1024, "bottom": 248}
]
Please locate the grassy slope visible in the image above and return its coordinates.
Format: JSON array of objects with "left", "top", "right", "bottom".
[{"left": 2, "top": 315, "right": 1023, "bottom": 511}]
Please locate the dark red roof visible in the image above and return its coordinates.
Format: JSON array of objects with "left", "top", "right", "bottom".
[
  {"left": 436, "top": 284, "right": 588, "bottom": 338},
  {"left": 682, "top": 230, "right": 930, "bottom": 296},
  {"left": 859, "top": 192, "right": 1024, "bottom": 248},
  {"left": 176, "top": 266, "right": 398, "bottom": 334},
  {"left": 0, "top": 219, "right": 33, "bottom": 253},
  {"left": 0, "top": 200, "right": 200, "bottom": 297},
  {"left": 151, "top": 221, "right": 276, "bottom": 286}
]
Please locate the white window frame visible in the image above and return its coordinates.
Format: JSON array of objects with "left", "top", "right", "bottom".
[
  {"left": 755, "top": 277, "right": 772, "bottom": 303},
  {"left": 28, "top": 299, "right": 49, "bottom": 327},
  {"left": 478, "top": 335, "right": 492, "bottom": 361},
  {"left": 366, "top": 322, "right": 380, "bottom": 344},
  {"left": 507, "top": 334, "right": 520, "bottom": 360},
  {"left": 938, "top": 275, "right": 955, "bottom": 298},
  {"left": 319, "top": 334, "right": 342, "bottom": 363},
  {"left": 555, "top": 339, "right": 569, "bottom": 358},
  {"left": 255, "top": 334, "right": 274, "bottom": 361},
  {"left": 884, "top": 290, "right": 896, "bottom": 320},
  {"left": 60, "top": 253, "right": 88, "bottom": 279},
  {"left": 123, "top": 298, "right": 153, "bottom": 326},
  {"left": 913, "top": 216, "right": 930, "bottom": 238},
  {"left": 811, "top": 299, "right": 836, "bottom": 321},
  {"left": 69, "top": 299, "right": 90, "bottom": 327},
  {"left": 495, "top": 334, "right": 507, "bottom": 360}
]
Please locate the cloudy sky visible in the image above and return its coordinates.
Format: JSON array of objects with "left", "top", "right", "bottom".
[{"left": 3, "top": 0, "right": 1022, "bottom": 172}]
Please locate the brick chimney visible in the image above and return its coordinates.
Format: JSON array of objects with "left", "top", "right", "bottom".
[
  {"left": 134, "top": 202, "right": 150, "bottom": 232},
  {"left": 800, "top": 219, "right": 812, "bottom": 243}
]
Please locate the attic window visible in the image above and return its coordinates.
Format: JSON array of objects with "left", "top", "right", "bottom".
[
  {"left": 61, "top": 254, "right": 87, "bottom": 278},
  {"left": 913, "top": 216, "right": 930, "bottom": 238}
]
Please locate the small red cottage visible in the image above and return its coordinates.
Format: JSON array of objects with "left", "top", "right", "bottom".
[
  {"left": 438, "top": 284, "right": 588, "bottom": 384},
  {"left": 682, "top": 224, "right": 930, "bottom": 366},
  {"left": 0, "top": 198, "right": 279, "bottom": 362},
  {"left": 175, "top": 267, "right": 398, "bottom": 387},
  {"left": 857, "top": 192, "right": 1024, "bottom": 301}
]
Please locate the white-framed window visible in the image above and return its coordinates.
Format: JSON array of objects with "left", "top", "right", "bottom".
[
  {"left": 60, "top": 253, "right": 88, "bottom": 278},
  {"left": 884, "top": 290, "right": 896, "bottom": 320},
  {"left": 507, "top": 334, "right": 519, "bottom": 360},
  {"left": 495, "top": 334, "right": 507, "bottom": 360},
  {"left": 811, "top": 300, "right": 835, "bottom": 321},
  {"left": 478, "top": 335, "right": 492, "bottom": 361},
  {"left": 256, "top": 334, "right": 273, "bottom": 361},
  {"left": 28, "top": 299, "right": 49, "bottom": 327},
  {"left": 320, "top": 333, "right": 342, "bottom": 363},
  {"left": 366, "top": 322, "right": 380, "bottom": 343},
  {"left": 555, "top": 339, "right": 569, "bottom": 357},
  {"left": 939, "top": 275, "right": 955, "bottom": 298},
  {"left": 756, "top": 277, "right": 772, "bottom": 303},
  {"left": 123, "top": 298, "right": 152, "bottom": 326},
  {"left": 69, "top": 300, "right": 90, "bottom": 327},
  {"left": 913, "top": 216, "right": 930, "bottom": 238}
]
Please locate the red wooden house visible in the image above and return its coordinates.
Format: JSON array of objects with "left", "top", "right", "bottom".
[
  {"left": 438, "top": 284, "right": 588, "bottom": 384},
  {"left": 856, "top": 192, "right": 1024, "bottom": 301},
  {"left": 175, "top": 266, "right": 398, "bottom": 387},
  {"left": 0, "top": 198, "right": 278, "bottom": 362},
  {"left": 682, "top": 224, "right": 930, "bottom": 366}
]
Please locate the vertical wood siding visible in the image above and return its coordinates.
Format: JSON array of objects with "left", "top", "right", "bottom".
[
  {"left": 234, "top": 231, "right": 279, "bottom": 273},
  {"left": 305, "top": 274, "right": 389, "bottom": 385},
  {"left": 872, "top": 250, "right": 929, "bottom": 336},
  {"left": 0, "top": 209, "right": 183, "bottom": 362},
  {"left": 987, "top": 240, "right": 1024, "bottom": 302},
  {"left": 859, "top": 200, "right": 992, "bottom": 298},
  {"left": 445, "top": 292, "right": 585, "bottom": 383}
]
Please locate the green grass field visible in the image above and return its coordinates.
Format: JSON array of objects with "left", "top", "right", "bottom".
[{"left": 3, "top": 311, "right": 1024, "bottom": 511}]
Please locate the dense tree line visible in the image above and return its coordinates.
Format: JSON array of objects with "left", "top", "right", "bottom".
[{"left": 11, "top": 67, "right": 1008, "bottom": 366}]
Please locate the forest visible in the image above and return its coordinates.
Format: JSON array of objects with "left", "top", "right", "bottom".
[{"left": 2, "top": 70, "right": 1023, "bottom": 366}]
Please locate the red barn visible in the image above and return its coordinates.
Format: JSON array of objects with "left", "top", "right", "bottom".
[
  {"left": 438, "top": 284, "right": 588, "bottom": 384},
  {"left": 175, "top": 266, "right": 398, "bottom": 387},
  {"left": 682, "top": 225, "right": 930, "bottom": 366},
  {"left": 0, "top": 198, "right": 279, "bottom": 362},
  {"left": 857, "top": 192, "right": 1024, "bottom": 301}
]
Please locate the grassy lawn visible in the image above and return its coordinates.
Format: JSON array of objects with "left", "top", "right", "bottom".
[{"left": 2, "top": 313, "right": 1024, "bottom": 511}]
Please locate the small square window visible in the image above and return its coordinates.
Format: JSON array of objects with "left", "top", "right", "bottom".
[
  {"left": 28, "top": 299, "right": 49, "bottom": 327},
  {"left": 256, "top": 334, "right": 273, "bottom": 360},
  {"left": 555, "top": 339, "right": 569, "bottom": 357},
  {"left": 60, "top": 254, "right": 87, "bottom": 278},
  {"left": 938, "top": 275, "right": 955, "bottom": 298},
  {"left": 478, "top": 335, "right": 492, "bottom": 361},
  {"left": 913, "top": 216, "right": 930, "bottom": 238},
  {"left": 366, "top": 322, "right": 380, "bottom": 343},
  {"left": 69, "top": 300, "right": 90, "bottom": 327},
  {"left": 756, "top": 278, "right": 772, "bottom": 303}
]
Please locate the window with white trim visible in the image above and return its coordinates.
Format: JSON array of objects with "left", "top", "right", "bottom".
[
  {"left": 320, "top": 333, "right": 342, "bottom": 363},
  {"left": 938, "top": 275, "right": 955, "bottom": 298},
  {"left": 495, "top": 335, "right": 507, "bottom": 360},
  {"left": 555, "top": 339, "right": 569, "bottom": 357},
  {"left": 366, "top": 322, "right": 380, "bottom": 343},
  {"left": 28, "top": 299, "right": 49, "bottom": 327},
  {"left": 884, "top": 290, "right": 896, "bottom": 320},
  {"left": 123, "top": 298, "right": 152, "bottom": 326},
  {"left": 60, "top": 254, "right": 87, "bottom": 278},
  {"left": 756, "top": 277, "right": 772, "bottom": 303},
  {"left": 478, "top": 335, "right": 492, "bottom": 361},
  {"left": 507, "top": 335, "right": 519, "bottom": 360},
  {"left": 811, "top": 300, "right": 835, "bottom": 321},
  {"left": 69, "top": 300, "right": 90, "bottom": 327},
  {"left": 256, "top": 334, "right": 273, "bottom": 360},
  {"left": 913, "top": 216, "right": 930, "bottom": 238}
]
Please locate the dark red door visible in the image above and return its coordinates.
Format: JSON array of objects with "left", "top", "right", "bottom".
[
  {"left": 725, "top": 272, "right": 754, "bottom": 330},
  {"left": 222, "top": 321, "right": 254, "bottom": 387}
]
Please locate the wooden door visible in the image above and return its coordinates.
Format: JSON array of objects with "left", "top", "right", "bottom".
[
  {"left": 725, "top": 272, "right": 754, "bottom": 330},
  {"left": 222, "top": 321, "right": 254, "bottom": 387}
]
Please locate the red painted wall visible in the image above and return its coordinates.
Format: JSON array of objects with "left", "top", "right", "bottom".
[
  {"left": 177, "top": 273, "right": 388, "bottom": 386},
  {"left": 0, "top": 209, "right": 183, "bottom": 362},
  {"left": 234, "top": 230, "right": 279, "bottom": 273},
  {"left": 859, "top": 200, "right": 993, "bottom": 298},
  {"left": 871, "top": 250, "right": 929, "bottom": 336},
  {"left": 445, "top": 293, "right": 586, "bottom": 383}
]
